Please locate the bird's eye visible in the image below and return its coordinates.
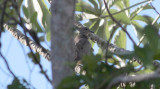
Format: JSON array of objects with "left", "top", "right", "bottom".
[{"left": 85, "top": 28, "right": 88, "bottom": 30}]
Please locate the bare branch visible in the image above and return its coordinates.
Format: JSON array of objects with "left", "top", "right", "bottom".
[
  {"left": 106, "top": 69, "right": 160, "bottom": 89},
  {"left": 150, "top": 3, "right": 160, "bottom": 15},
  {"left": 0, "top": 52, "right": 16, "bottom": 78},
  {"left": 5, "top": 21, "right": 136, "bottom": 61},
  {"left": 74, "top": 21, "right": 134, "bottom": 56},
  {"left": 4, "top": 24, "right": 51, "bottom": 60}
]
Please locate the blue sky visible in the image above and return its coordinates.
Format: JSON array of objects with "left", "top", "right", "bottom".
[{"left": 0, "top": 0, "right": 160, "bottom": 89}]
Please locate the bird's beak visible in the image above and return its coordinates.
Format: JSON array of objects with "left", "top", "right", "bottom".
[{"left": 89, "top": 30, "right": 94, "bottom": 33}]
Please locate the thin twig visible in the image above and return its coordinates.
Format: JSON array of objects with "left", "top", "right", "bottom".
[
  {"left": 0, "top": 52, "right": 16, "bottom": 78},
  {"left": 20, "top": 23, "right": 52, "bottom": 84},
  {"left": 10, "top": 1, "right": 52, "bottom": 84},
  {"left": 150, "top": 3, "right": 160, "bottom": 15},
  {"left": 100, "top": 0, "right": 149, "bottom": 18},
  {"left": 103, "top": 0, "right": 136, "bottom": 45},
  {"left": 105, "top": 24, "right": 117, "bottom": 60}
]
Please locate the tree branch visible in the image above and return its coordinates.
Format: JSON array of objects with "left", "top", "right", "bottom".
[
  {"left": 106, "top": 68, "right": 160, "bottom": 89},
  {"left": 4, "top": 24, "right": 51, "bottom": 60},
  {"left": 0, "top": 52, "right": 16, "bottom": 78},
  {"left": 47, "top": 0, "right": 136, "bottom": 57},
  {"left": 5, "top": 21, "right": 136, "bottom": 62},
  {"left": 4, "top": 20, "right": 136, "bottom": 62},
  {"left": 103, "top": 0, "right": 136, "bottom": 45},
  {"left": 74, "top": 21, "right": 134, "bottom": 56}
]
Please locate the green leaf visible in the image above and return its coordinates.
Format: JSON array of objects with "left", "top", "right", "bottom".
[
  {"left": 89, "top": 19, "right": 100, "bottom": 32},
  {"left": 30, "top": 12, "right": 43, "bottom": 32},
  {"left": 114, "top": 30, "right": 126, "bottom": 49},
  {"left": 88, "top": 0, "right": 98, "bottom": 9},
  {"left": 82, "top": 54, "right": 101, "bottom": 72},
  {"left": 97, "top": 21, "right": 108, "bottom": 40},
  {"left": 104, "top": 19, "right": 112, "bottom": 40},
  {"left": 131, "top": 21, "right": 148, "bottom": 44},
  {"left": 110, "top": 0, "right": 122, "bottom": 7},
  {"left": 17, "top": 0, "right": 24, "bottom": 11},
  {"left": 46, "top": 30, "right": 51, "bottom": 41},
  {"left": 37, "top": 0, "right": 51, "bottom": 29},
  {"left": 123, "top": 0, "right": 130, "bottom": 14},
  {"left": 107, "top": 58, "right": 115, "bottom": 64},
  {"left": 8, "top": 78, "right": 27, "bottom": 89},
  {"left": 113, "top": 1, "right": 125, "bottom": 9},
  {"left": 22, "top": 6, "right": 29, "bottom": 19},
  {"left": 23, "top": 2, "right": 44, "bottom": 32},
  {"left": 57, "top": 75, "right": 81, "bottom": 89},
  {"left": 113, "top": 10, "right": 130, "bottom": 24},
  {"left": 134, "top": 25, "right": 160, "bottom": 66},
  {"left": 123, "top": 0, "right": 130, "bottom": 7},
  {"left": 76, "top": 0, "right": 100, "bottom": 15},
  {"left": 75, "top": 13, "right": 98, "bottom": 20},
  {"left": 37, "top": 0, "right": 51, "bottom": 41},
  {"left": 28, "top": 52, "right": 40, "bottom": 64},
  {"left": 132, "top": 15, "right": 154, "bottom": 24},
  {"left": 134, "top": 43, "right": 154, "bottom": 67},
  {"left": 98, "top": 0, "right": 103, "bottom": 10},
  {"left": 143, "top": 25, "right": 159, "bottom": 52},
  {"left": 104, "top": 9, "right": 131, "bottom": 25},
  {"left": 27, "top": 0, "right": 35, "bottom": 17},
  {"left": 130, "top": 4, "right": 152, "bottom": 20},
  {"left": 132, "top": 79, "right": 160, "bottom": 89}
]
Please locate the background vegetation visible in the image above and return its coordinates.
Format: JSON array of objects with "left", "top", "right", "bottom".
[{"left": 0, "top": 0, "right": 160, "bottom": 89}]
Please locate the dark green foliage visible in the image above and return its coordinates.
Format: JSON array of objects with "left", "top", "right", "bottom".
[
  {"left": 8, "top": 78, "right": 28, "bottom": 89},
  {"left": 28, "top": 52, "right": 40, "bottom": 64},
  {"left": 134, "top": 25, "right": 160, "bottom": 67},
  {"left": 57, "top": 75, "right": 82, "bottom": 89},
  {"left": 58, "top": 54, "right": 134, "bottom": 89}
]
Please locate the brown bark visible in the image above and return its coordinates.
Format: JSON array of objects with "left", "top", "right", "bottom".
[{"left": 51, "top": 0, "right": 75, "bottom": 88}]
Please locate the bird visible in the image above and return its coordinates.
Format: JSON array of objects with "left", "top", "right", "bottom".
[{"left": 74, "top": 27, "right": 93, "bottom": 65}]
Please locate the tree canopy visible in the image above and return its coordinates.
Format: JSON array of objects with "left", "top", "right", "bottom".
[{"left": 0, "top": 0, "right": 160, "bottom": 89}]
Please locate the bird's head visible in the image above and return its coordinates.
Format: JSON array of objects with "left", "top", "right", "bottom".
[{"left": 79, "top": 27, "right": 94, "bottom": 35}]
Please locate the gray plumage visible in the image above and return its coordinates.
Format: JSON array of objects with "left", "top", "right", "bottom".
[{"left": 74, "top": 27, "right": 93, "bottom": 62}]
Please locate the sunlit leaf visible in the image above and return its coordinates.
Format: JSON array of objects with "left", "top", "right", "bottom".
[
  {"left": 76, "top": 12, "right": 98, "bottom": 20},
  {"left": 37, "top": 0, "right": 51, "bottom": 41},
  {"left": 88, "top": 0, "right": 98, "bottom": 9},
  {"left": 97, "top": 22, "right": 107, "bottom": 40},
  {"left": 131, "top": 21, "right": 148, "bottom": 44},
  {"left": 76, "top": 0, "right": 100, "bottom": 15},
  {"left": 90, "top": 19, "right": 100, "bottom": 32},
  {"left": 123, "top": 0, "right": 130, "bottom": 7},
  {"left": 130, "top": 4, "right": 152, "bottom": 20},
  {"left": 114, "top": 30, "right": 126, "bottom": 49},
  {"left": 103, "top": 9, "right": 131, "bottom": 25}
]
